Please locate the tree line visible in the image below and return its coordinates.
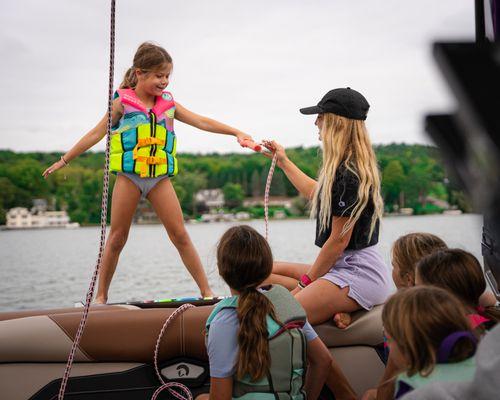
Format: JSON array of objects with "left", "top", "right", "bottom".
[{"left": 0, "top": 144, "right": 470, "bottom": 225}]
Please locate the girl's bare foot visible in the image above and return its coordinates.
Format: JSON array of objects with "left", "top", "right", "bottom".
[
  {"left": 333, "top": 312, "right": 352, "bottom": 329},
  {"left": 93, "top": 296, "right": 107, "bottom": 305},
  {"left": 201, "top": 289, "right": 215, "bottom": 298}
]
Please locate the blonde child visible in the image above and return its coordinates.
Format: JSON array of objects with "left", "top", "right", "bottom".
[
  {"left": 391, "top": 232, "right": 447, "bottom": 288},
  {"left": 383, "top": 286, "right": 477, "bottom": 399},
  {"left": 43, "top": 42, "right": 253, "bottom": 303}
]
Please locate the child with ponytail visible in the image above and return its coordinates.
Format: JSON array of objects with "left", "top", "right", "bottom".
[
  {"left": 362, "top": 232, "right": 448, "bottom": 400},
  {"left": 416, "top": 248, "right": 499, "bottom": 332},
  {"left": 203, "top": 225, "right": 354, "bottom": 400},
  {"left": 383, "top": 286, "right": 477, "bottom": 399},
  {"left": 43, "top": 42, "right": 255, "bottom": 303}
]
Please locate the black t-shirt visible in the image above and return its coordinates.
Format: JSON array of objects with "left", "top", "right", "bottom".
[{"left": 315, "top": 166, "right": 379, "bottom": 250}]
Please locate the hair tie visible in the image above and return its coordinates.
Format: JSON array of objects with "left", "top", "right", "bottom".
[{"left": 436, "top": 331, "right": 477, "bottom": 363}]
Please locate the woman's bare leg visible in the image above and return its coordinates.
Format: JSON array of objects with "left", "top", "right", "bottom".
[
  {"left": 147, "top": 178, "right": 213, "bottom": 297},
  {"left": 271, "top": 261, "right": 354, "bottom": 328},
  {"left": 95, "top": 175, "right": 141, "bottom": 304},
  {"left": 295, "top": 279, "right": 361, "bottom": 325}
]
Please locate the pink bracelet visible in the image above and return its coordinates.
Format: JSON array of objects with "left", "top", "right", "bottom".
[{"left": 299, "top": 274, "right": 313, "bottom": 287}]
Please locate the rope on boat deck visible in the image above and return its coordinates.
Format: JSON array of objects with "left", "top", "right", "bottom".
[
  {"left": 152, "top": 303, "right": 196, "bottom": 400},
  {"left": 58, "top": 1, "right": 116, "bottom": 398}
]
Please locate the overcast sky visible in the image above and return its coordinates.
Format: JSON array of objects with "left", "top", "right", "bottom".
[{"left": 1, "top": 0, "right": 473, "bottom": 154}]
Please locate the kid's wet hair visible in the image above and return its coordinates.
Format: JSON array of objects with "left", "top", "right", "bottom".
[
  {"left": 383, "top": 286, "right": 476, "bottom": 377},
  {"left": 416, "top": 248, "right": 500, "bottom": 323},
  {"left": 217, "top": 225, "right": 276, "bottom": 381},
  {"left": 392, "top": 233, "right": 447, "bottom": 286},
  {"left": 120, "top": 42, "right": 172, "bottom": 89}
]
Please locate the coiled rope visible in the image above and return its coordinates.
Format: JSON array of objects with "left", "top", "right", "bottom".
[
  {"left": 151, "top": 303, "right": 196, "bottom": 400},
  {"left": 57, "top": 0, "right": 116, "bottom": 398}
]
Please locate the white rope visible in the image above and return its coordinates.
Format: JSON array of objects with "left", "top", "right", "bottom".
[{"left": 58, "top": 1, "right": 116, "bottom": 398}]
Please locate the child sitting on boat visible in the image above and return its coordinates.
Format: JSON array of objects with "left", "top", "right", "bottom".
[
  {"left": 390, "top": 232, "right": 447, "bottom": 289},
  {"left": 383, "top": 286, "right": 477, "bottom": 399},
  {"left": 416, "top": 248, "right": 499, "bottom": 333},
  {"left": 363, "top": 232, "right": 448, "bottom": 400},
  {"left": 200, "top": 225, "right": 355, "bottom": 400}
]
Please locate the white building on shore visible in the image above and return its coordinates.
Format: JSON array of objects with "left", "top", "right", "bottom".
[{"left": 6, "top": 207, "right": 77, "bottom": 229}]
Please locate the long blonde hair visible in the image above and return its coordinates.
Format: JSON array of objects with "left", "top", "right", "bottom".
[{"left": 311, "top": 113, "right": 384, "bottom": 239}]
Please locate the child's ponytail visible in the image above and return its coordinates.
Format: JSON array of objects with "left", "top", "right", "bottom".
[
  {"left": 120, "top": 67, "right": 138, "bottom": 89},
  {"left": 237, "top": 288, "right": 276, "bottom": 380},
  {"left": 119, "top": 41, "right": 173, "bottom": 89},
  {"left": 216, "top": 225, "right": 275, "bottom": 381}
]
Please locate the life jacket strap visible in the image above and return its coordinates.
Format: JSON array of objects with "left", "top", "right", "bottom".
[
  {"left": 132, "top": 137, "right": 167, "bottom": 160},
  {"left": 135, "top": 156, "right": 168, "bottom": 177}
]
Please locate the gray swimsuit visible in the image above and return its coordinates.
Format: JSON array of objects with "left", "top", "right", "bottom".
[{"left": 118, "top": 172, "right": 169, "bottom": 199}]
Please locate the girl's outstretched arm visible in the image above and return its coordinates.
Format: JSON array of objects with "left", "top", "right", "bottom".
[
  {"left": 42, "top": 99, "right": 123, "bottom": 178},
  {"left": 262, "top": 140, "right": 317, "bottom": 199},
  {"left": 174, "top": 102, "right": 252, "bottom": 145}
]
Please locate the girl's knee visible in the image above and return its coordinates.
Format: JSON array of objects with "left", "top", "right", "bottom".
[
  {"left": 108, "top": 230, "right": 129, "bottom": 252},
  {"left": 169, "top": 228, "right": 191, "bottom": 248}
]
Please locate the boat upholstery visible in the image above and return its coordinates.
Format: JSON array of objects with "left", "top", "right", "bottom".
[{"left": 0, "top": 304, "right": 383, "bottom": 363}]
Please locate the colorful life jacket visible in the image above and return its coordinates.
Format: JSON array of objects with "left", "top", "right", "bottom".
[
  {"left": 206, "top": 285, "right": 307, "bottom": 400},
  {"left": 110, "top": 89, "right": 177, "bottom": 178}
]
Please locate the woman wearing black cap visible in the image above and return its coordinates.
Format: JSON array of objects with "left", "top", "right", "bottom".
[{"left": 263, "top": 88, "right": 391, "bottom": 327}]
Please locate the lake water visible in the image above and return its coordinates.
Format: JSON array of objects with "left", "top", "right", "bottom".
[{"left": 0, "top": 214, "right": 483, "bottom": 311}]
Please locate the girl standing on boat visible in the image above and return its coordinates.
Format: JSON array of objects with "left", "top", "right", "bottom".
[
  {"left": 42, "top": 42, "right": 254, "bottom": 303},
  {"left": 263, "top": 88, "right": 391, "bottom": 326}
]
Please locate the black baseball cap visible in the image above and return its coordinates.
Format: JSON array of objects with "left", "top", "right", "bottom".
[{"left": 299, "top": 87, "right": 370, "bottom": 120}]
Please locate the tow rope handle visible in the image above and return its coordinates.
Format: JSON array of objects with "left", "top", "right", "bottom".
[{"left": 239, "top": 138, "right": 263, "bottom": 153}]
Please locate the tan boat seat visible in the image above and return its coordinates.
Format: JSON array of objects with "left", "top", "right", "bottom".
[
  {"left": 0, "top": 304, "right": 383, "bottom": 363},
  {"left": 314, "top": 304, "right": 384, "bottom": 347}
]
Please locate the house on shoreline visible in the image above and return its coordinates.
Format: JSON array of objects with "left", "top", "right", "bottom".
[{"left": 6, "top": 199, "right": 79, "bottom": 229}]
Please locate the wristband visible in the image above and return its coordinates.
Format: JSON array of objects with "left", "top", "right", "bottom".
[
  {"left": 299, "top": 274, "right": 313, "bottom": 287},
  {"left": 61, "top": 156, "right": 69, "bottom": 166}
]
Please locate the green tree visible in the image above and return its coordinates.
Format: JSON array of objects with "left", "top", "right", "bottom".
[
  {"left": 174, "top": 172, "right": 207, "bottom": 216},
  {"left": 382, "top": 160, "right": 406, "bottom": 209},
  {"left": 251, "top": 169, "right": 261, "bottom": 197},
  {"left": 223, "top": 182, "right": 245, "bottom": 209}
]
